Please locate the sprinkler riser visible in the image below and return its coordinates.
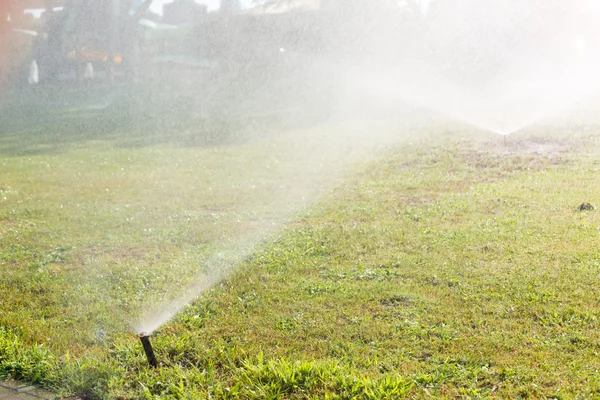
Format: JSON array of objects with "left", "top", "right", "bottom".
[{"left": 139, "top": 333, "right": 158, "bottom": 367}]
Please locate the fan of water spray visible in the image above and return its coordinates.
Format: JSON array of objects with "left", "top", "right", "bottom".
[
  {"left": 358, "top": 0, "right": 600, "bottom": 135},
  {"left": 130, "top": 121, "right": 402, "bottom": 335}
]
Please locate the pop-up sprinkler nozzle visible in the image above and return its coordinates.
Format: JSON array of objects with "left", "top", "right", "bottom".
[{"left": 139, "top": 332, "right": 157, "bottom": 367}]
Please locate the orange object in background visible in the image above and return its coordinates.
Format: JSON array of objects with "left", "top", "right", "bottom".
[{"left": 66, "top": 48, "right": 124, "bottom": 64}]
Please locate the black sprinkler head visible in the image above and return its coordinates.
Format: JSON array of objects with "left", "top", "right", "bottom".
[{"left": 139, "top": 332, "right": 158, "bottom": 367}]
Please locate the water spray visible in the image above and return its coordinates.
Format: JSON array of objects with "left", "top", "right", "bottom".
[{"left": 139, "top": 332, "right": 158, "bottom": 367}]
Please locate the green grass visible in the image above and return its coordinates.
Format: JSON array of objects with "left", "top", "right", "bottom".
[{"left": 1, "top": 108, "right": 600, "bottom": 398}]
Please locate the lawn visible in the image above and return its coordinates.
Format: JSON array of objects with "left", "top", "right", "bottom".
[{"left": 1, "top": 105, "right": 600, "bottom": 398}]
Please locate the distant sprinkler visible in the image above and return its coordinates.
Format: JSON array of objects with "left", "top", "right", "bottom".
[{"left": 139, "top": 332, "right": 158, "bottom": 367}]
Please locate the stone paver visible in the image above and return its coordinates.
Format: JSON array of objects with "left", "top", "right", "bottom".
[{"left": 0, "top": 381, "right": 56, "bottom": 400}]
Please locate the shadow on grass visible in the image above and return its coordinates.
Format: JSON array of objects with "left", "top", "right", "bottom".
[
  {"left": 0, "top": 82, "right": 331, "bottom": 157},
  {"left": 0, "top": 107, "right": 258, "bottom": 158},
  {"left": 0, "top": 92, "right": 284, "bottom": 157}
]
